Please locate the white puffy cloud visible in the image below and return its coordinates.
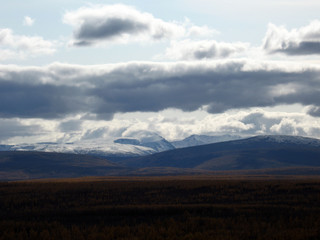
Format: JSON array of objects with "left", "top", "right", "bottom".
[
  {"left": 0, "top": 28, "right": 55, "bottom": 61},
  {"left": 117, "top": 107, "right": 320, "bottom": 140},
  {"left": 263, "top": 20, "right": 320, "bottom": 55},
  {"left": 63, "top": 4, "right": 186, "bottom": 46},
  {"left": 63, "top": 4, "right": 219, "bottom": 46},
  {"left": 164, "top": 40, "right": 248, "bottom": 60},
  {"left": 183, "top": 18, "right": 220, "bottom": 38},
  {"left": 23, "top": 16, "right": 35, "bottom": 26},
  {"left": 186, "top": 25, "right": 218, "bottom": 38},
  {"left": 2, "top": 106, "right": 320, "bottom": 145}
]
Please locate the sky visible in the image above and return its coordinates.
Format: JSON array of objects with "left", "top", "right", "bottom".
[{"left": 1, "top": 0, "right": 320, "bottom": 144}]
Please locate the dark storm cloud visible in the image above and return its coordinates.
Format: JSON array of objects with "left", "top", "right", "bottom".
[
  {"left": 0, "top": 119, "right": 41, "bottom": 141},
  {"left": 0, "top": 60, "right": 320, "bottom": 119},
  {"left": 0, "top": 81, "right": 86, "bottom": 118},
  {"left": 74, "top": 18, "right": 149, "bottom": 45},
  {"left": 264, "top": 21, "right": 320, "bottom": 55},
  {"left": 267, "top": 41, "right": 320, "bottom": 55},
  {"left": 281, "top": 41, "right": 320, "bottom": 55}
]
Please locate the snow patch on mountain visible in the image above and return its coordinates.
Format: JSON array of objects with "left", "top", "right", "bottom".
[
  {"left": 171, "top": 134, "right": 243, "bottom": 148},
  {"left": 2, "top": 134, "right": 319, "bottom": 159},
  {"left": 114, "top": 131, "right": 175, "bottom": 152},
  {"left": 0, "top": 145, "right": 14, "bottom": 151},
  {"left": 252, "top": 135, "right": 320, "bottom": 147},
  {"left": 6, "top": 140, "right": 156, "bottom": 157}
]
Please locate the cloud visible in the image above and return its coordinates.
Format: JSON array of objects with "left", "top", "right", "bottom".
[
  {"left": 0, "top": 60, "right": 320, "bottom": 119},
  {"left": 0, "top": 28, "right": 55, "bottom": 61},
  {"left": 59, "top": 119, "right": 83, "bottom": 132},
  {"left": 263, "top": 20, "right": 320, "bottom": 55},
  {"left": 2, "top": 106, "right": 320, "bottom": 144},
  {"left": 307, "top": 106, "right": 320, "bottom": 117},
  {"left": 164, "top": 40, "right": 248, "bottom": 60},
  {"left": 63, "top": 4, "right": 186, "bottom": 46},
  {"left": 146, "top": 108, "right": 318, "bottom": 140},
  {"left": 183, "top": 17, "right": 220, "bottom": 38},
  {"left": 23, "top": 16, "right": 35, "bottom": 26},
  {"left": 81, "top": 127, "right": 108, "bottom": 140},
  {"left": 0, "top": 118, "right": 41, "bottom": 142},
  {"left": 186, "top": 25, "right": 219, "bottom": 38},
  {"left": 63, "top": 4, "right": 219, "bottom": 46}
]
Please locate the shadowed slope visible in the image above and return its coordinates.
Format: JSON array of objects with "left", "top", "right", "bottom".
[
  {"left": 0, "top": 151, "right": 124, "bottom": 180},
  {"left": 120, "top": 135, "right": 320, "bottom": 170}
]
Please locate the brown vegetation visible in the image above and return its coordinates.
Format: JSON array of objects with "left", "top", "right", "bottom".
[{"left": 1, "top": 177, "right": 320, "bottom": 239}]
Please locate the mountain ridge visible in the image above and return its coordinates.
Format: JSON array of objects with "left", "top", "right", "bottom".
[
  {"left": 171, "top": 134, "right": 243, "bottom": 148},
  {"left": 120, "top": 135, "right": 320, "bottom": 170},
  {"left": 0, "top": 133, "right": 243, "bottom": 157},
  {"left": 1, "top": 135, "right": 320, "bottom": 180}
]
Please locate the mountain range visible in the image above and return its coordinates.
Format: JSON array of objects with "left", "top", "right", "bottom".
[
  {"left": 0, "top": 134, "right": 320, "bottom": 180},
  {"left": 0, "top": 133, "right": 242, "bottom": 157},
  {"left": 114, "top": 133, "right": 175, "bottom": 152},
  {"left": 171, "top": 134, "right": 242, "bottom": 148},
  {"left": 120, "top": 135, "right": 320, "bottom": 170}
]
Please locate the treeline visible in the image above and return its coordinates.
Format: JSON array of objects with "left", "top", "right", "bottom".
[{"left": 1, "top": 178, "right": 320, "bottom": 239}]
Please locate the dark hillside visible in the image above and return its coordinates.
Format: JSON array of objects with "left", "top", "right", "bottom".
[
  {"left": 0, "top": 151, "right": 124, "bottom": 180},
  {"left": 121, "top": 135, "right": 320, "bottom": 170}
]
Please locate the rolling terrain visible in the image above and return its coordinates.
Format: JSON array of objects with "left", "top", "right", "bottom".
[
  {"left": 121, "top": 135, "right": 320, "bottom": 171},
  {"left": 1, "top": 178, "right": 320, "bottom": 239},
  {"left": 1, "top": 135, "right": 320, "bottom": 180},
  {"left": 0, "top": 151, "right": 125, "bottom": 181}
]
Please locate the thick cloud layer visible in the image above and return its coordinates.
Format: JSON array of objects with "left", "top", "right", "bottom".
[
  {"left": 263, "top": 21, "right": 320, "bottom": 55},
  {"left": 0, "top": 118, "right": 41, "bottom": 142},
  {"left": 63, "top": 4, "right": 186, "bottom": 46},
  {"left": 0, "top": 60, "right": 320, "bottom": 119},
  {"left": 164, "top": 40, "right": 248, "bottom": 60}
]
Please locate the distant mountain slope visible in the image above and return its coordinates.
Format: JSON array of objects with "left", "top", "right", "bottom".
[
  {"left": 0, "top": 133, "right": 242, "bottom": 157},
  {"left": 0, "top": 151, "right": 125, "bottom": 181},
  {"left": 171, "top": 134, "right": 242, "bottom": 148},
  {"left": 114, "top": 132, "right": 175, "bottom": 152},
  {"left": 121, "top": 135, "right": 320, "bottom": 171},
  {"left": 115, "top": 137, "right": 175, "bottom": 152},
  {"left": 0, "top": 131, "right": 177, "bottom": 157},
  {"left": 0, "top": 141, "right": 156, "bottom": 158},
  {"left": 1, "top": 135, "right": 320, "bottom": 181}
]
